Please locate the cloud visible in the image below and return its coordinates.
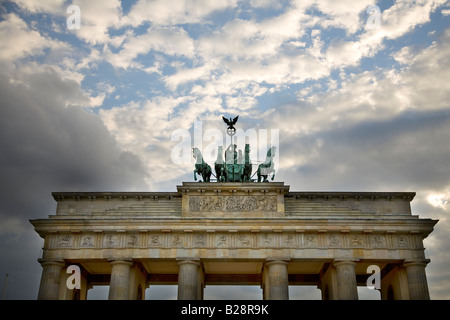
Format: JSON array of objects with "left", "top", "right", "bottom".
[
  {"left": 428, "top": 191, "right": 450, "bottom": 210},
  {"left": 0, "top": 12, "right": 67, "bottom": 61},
  {"left": 0, "top": 54, "right": 150, "bottom": 299},
  {"left": 160, "top": 0, "right": 449, "bottom": 108},
  {"left": 313, "top": 0, "right": 374, "bottom": 34},
  {"left": 105, "top": 26, "right": 196, "bottom": 70},
  {"left": 13, "top": 0, "right": 66, "bottom": 14},
  {"left": 2, "top": 0, "right": 450, "bottom": 300},
  {"left": 65, "top": 0, "right": 123, "bottom": 45},
  {"left": 98, "top": 94, "right": 221, "bottom": 186},
  {"left": 380, "top": 0, "right": 447, "bottom": 40},
  {"left": 258, "top": 27, "right": 450, "bottom": 194},
  {"left": 123, "top": 0, "right": 238, "bottom": 27},
  {"left": 0, "top": 67, "right": 150, "bottom": 228}
]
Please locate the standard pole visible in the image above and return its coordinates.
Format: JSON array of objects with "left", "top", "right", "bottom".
[{"left": 2, "top": 274, "right": 8, "bottom": 300}]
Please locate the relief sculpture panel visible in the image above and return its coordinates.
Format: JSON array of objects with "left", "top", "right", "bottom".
[{"left": 189, "top": 195, "right": 277, "bottom": 212}]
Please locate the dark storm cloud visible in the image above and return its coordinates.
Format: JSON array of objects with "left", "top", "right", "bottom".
[
  {"left": 0, "top": 68, "right": 150, "bottom": 221},
  {"left": 0, "top": 66, "right": 151, "bottom": 299},
  {"left": 272, "top": 107, "right": 450, "bottom": 192},
  {"left": 0, "top": 67, "right": 150, "bottom": 299},
  {"left": 314, "top": 108, "right": 450, "bottom": 189}
]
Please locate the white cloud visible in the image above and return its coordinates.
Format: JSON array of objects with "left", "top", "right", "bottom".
[
  {"left": 164, "top": 64, "right": 211, "bottom": 90},
  {"left": 249, "top": 0, "right": 282, "bottom": 9},
  {"left": 123, "top": 0, "right": 238, "bottom": 27},
  {"left": 0, "top": 13, "right": 66, "bottom": 62},
  {"left": 254, "top": 26, "right": 450, "bottom": 196},
  {"left": 370, "top": 0, "right": 448, "bottom": 40},
  {"left": 428, "top": 192, "right": 450, "bottom": 210},
  {"left": 197, "top": 7, "right": 305, "bottom": 62},
  {"left": 68, "top": 0, "right": 123, "bottom": 44},
  {"left": 105, "top": 26, "right": 195, "bottom": 70},
  {"left": 313, "top": 0, "right": 374, "bottom": 34},
  {"left": 14, "top": 0, "right": 66, "bottom": 14}
]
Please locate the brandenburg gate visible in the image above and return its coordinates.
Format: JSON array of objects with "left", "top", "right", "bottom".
[
  {"left": 31, "top": 182, "right": 437, "bottom": 300},
  {"left": 30, "top": 116, "right": 437, "bottom": 300}
]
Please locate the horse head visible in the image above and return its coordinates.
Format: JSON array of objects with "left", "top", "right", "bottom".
[
  {"left": 267, "top": 146, "right": 276, "bottom": 158},
  {"left": 193, "top": 147, "right": 203, "bottom": 163}
]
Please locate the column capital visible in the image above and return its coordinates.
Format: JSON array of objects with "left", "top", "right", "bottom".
[
  {"left": 107, "top": 258, "right": 133, "bottom": 266},
  {"left": 176, "top": 258, "right": 201, "bottom": 266},
  {"left": 403, "top": 259, "right": 430, "bottom": 267},
  {"left": 38, "top": 259, "right": 65, "bottom": 267},
  {"left": 333, "top": 259, "right": 359, "bottom": 267},
  {"left": 265, "top": 257, "right": 290, "bottom": 263}
]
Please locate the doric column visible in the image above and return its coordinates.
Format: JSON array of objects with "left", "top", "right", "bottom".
[
  {"left": 404, "top": 259, "right": 430, "bottom": 300},
  {"left": 37, "top": 259, "right": 65, "bottom": 300},
  {"left": 264, "top": 260, "right": 289, "bottom": 300},
  {"left": 333, "top": 260, "right": 358, "bottom": 300},
  {"left": 108, "top": 259, "right": 133, "bottom": 300},
  {"left": 177, "top": 259, "right": 202, "bottom": 300}
]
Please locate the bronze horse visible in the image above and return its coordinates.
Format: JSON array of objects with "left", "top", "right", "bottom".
[
  {"left": 257, "top": 146, "right": 276, "bottom": 182},
  {"left": 214, "top": 146, "right": 225, "bottom": 182},
  {"left": 243, "top": 144, "right": 252, "bottom": 182},
  {"left": 193, "top": 147, "right": 212, "bottom": 182}
]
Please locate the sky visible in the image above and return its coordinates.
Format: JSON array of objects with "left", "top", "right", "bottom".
[{"left": 0, "top": 0, "right": 449, "bottom": 300}]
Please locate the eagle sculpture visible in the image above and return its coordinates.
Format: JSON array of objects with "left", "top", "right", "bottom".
[{"left": 222, "top": 115, "right": 239, "bottom": 130}]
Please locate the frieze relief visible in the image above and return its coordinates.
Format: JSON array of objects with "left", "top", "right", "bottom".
[
  {"left": 127, "top": 234, "right": 138, "bottom": 246},
  {"left": 259, "top": 233, "right": 274, "bottom": 247},
  {"left": 328, "top": 234, "right": 341, "bottom": 247},
  {"left": 149, "top": 234, "right": 162, "bottom": 246},
  {"left": 58, "top": 234, "right": 72, "bottom": 247},
  {"left": 49, "top": 231, "right": 419, "bottom": 250},
  {"left": 81, "top": 236, "right": 94, "bottom": 247},
  {"left": 396, "top": 235, "right": 409, "bottom": 247},
  {"left": 350, "top": 235, "right": 363, "bottom": 247},
  {"left": 189, "top": 195, "right": 277, "bottom": 212},
  {"left": 172, "top": 234, "right": 185, "bottom": 247},
  {"left": 283, "top": 234, "right": 295, "bottom": 247},
  {"left": 371, "top": 235, "right": 385, "bottom": 248},
  {"left": 304, "top": 234, "right": 317, "bottom": 247}
]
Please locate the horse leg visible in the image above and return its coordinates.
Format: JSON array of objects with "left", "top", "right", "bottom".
[
  {"left": 194, "top": 169, "right": 198, "bottom": 181},
  {"left": 206, "top": 166, "right": 212, "bottom": 182}
]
